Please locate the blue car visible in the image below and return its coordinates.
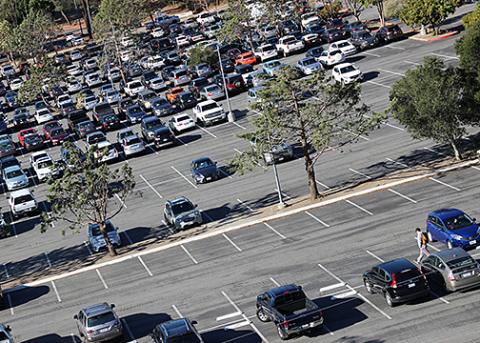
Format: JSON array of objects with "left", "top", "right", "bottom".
[{"left": 427, "top": 208, "right": 480, "bottom": 249}]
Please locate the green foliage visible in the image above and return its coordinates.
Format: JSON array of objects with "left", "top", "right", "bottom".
[
  {"left": 389, "top": 57, "right": 478, "bottom": 160},
  {"left": 232, "top": 67, "right": 383, "bottom": 200},
  {"left": 0, "top": 0, "right": 56, "bottom": 26},
  {"left": 456, "top": 22, "right": 480, "bottom": 74},
  {"left": 344, "top": 0, "right": 365, "bottom": 21},
  {"left": 384, "top": 0, "right": 407, "bottom": 19},
  {"left": 44, "top": 142, "right": 136, "bottom": 256},
  {"left": 400, "top": 0, "right": 461, "bottom": 33},
  {"left": 361, "top": 0, "right": 385, "bottom": 26},
  {"left": 187, "top": 46, "right": 217, "bottom": 68},
  {"left": 319, "top": 0, "right": 343, "bottom": 20},
  {"left": 0, "top": 20, "right": 16, "bottom": 61},
  {"left": 463, "top": 4, "right": 480, "bottom": 30},
  {"left": 217, "top": 0, "right": 255, "bottom": 48},
  {"left": 94, "top": 0, "right": 148, "bottom": 36}
]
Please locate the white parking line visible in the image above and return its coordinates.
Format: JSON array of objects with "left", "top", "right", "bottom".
[
  {"left": 324, "top": 284, "right": 364, "bottom": 297},
  {"left": 316, "top": 180, "right": 331, "bottom": 189},
  {"left": 319, "top": 282, "right": 346, "bottom": 293},
  {"left": 344, "top": 129, "right": 370, "bottom": 141},
  {"left": 181, "top": 244, "right": 199, "bottom": 264},
  {"left": 44, "top": 252, "right": 52, "bottom": 269},
  {"left": 366, "top": 80, "right": 392, "bottom": 89},
  {"left": 223, "top": 233, "right": 242, "bottom": 252},
  {"left": 221, "top": 291, "right": 269, "bottom": 343},
  {"left": 223, "top": 332, "right": 258, "bottom": 342},
  {"left": 431, "top": 53, "right": 459, "bottom": 60},
  {"left": 386, "top": 45, "right": 406, "bottom": 51},
  {"left": 216, "top": 311, "right": 242, "bottom": 321},
  {"left": 264, "top": 222, "right": 287, "bottom": 239},
  {"left": 195, "top": 124, "right": 217, "bottom": 138},
  {"left": 366, "top": 250, "right": 385, "bottom": 262},
  {"left": 237, "top": 198, "right": 254, "bottom": 212},
  {"left": 96, "top": 269, "right": 109, "bottom": 289},
  {"left": 7, "top": 294, "right": 13, "bottom": 315},
  {"left": 139, "top": 174, "right": 163, "bottom": 198},
  {"left": 385, "top": 157, "right": 408, "bottom": 168},
  {"left": 171, "top": 166, "right": 198, "bottom": 189},
  {"left": 378, "top": 69, "right": 405, "bottom": 76},
  {"left": 349, "top": 168, "right": 371, "bottom": 179},
  {"left": 121, "top": 319, "right": 135, "bottom": 341},
  {"left": 232, "top": 121, "right": 247, "bottom": 130},
  {"left": 138, "top": 256, "right": 153, "bottom": 276},
  {"left": 146, "top": 144, "right": 159, "bottom": 155},
  {"left": 270, "top": 277, "right": 281, "bottom": 287},
  {"left": 171, "top": 304, "right": 184, "bottom": 318},
  {"left": 428, "top": 177, "right": 461, "bottom": 191},
  {"left": 304, "top": 211, "right": 330, "bottom": 227},
  {"left": 3, "top": 264, "right": 9, "bottom": 279},
  {"left": 345, "top": 200, "right": 373, "bottom": 216},
  {"left": 115, "top": 194, "right": 127, "bottom": 209},
  {"left": 51, "top": 281, "right": 62, "bottom": 302},
  {"left": 404, "top": 60, "right": 421, "bottom": 66},
  {"left": 361, "top": 51, "right": 381, "bottom": 58},
  {"left": 388, "top": 189, "right": 418, "bottom": 203},
  {"left": 317, "top": 263, "right": 392, "bottom": 320},
  {"left": 175, "top": 136, "right": 188, "bottom": 146}
]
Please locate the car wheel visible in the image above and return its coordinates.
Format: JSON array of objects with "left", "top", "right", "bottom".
[
  {"left": 277, "top": 325, "right": 289, "bottom": 340},
  {"left": 163, "top": 213, "right": 170, "bottom": 225},
  {"left": 385, "top": 292, "right": 394, "bottom": 307},
  {"left": 364, "top": 279, "right": 373, "bottom": 294},
  {"left": 447, "top": 240, "right": 453, "bottom": 249},
  {"left": 256, "top": 307, "right": 270, "bottom": 322}
]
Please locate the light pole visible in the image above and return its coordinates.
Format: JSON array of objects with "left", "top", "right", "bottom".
[
  {"left": 263, "top": 152, "right": 286, "bottom": 208},
  {"left": 216, "top": 45, "right": 235, "bottom": 122}
]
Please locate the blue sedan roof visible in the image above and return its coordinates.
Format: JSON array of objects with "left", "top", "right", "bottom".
[{"left": 430, "top": 208, "right": 464, "bottom": 220}]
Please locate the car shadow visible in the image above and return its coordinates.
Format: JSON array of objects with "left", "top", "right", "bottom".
[
  {"left": 233, "top": 109, "right": 248, "bottom": 121},
  {"left": 7, "top": 215, "right": 42, "bottom": 236},
  {"left": 174, "top": 133, "right": 201, "bottom": 145},
  {"left": 122, "top": 226, "right": 159, "bottom": 244},
  {"left": 22, "top": 333, "right": 81, "bottom": 343},
  {"left": 362, "top": 71, "right": 380, "bottom": 82},
  {"left": 5, "top": 285, "right": 50, "bottom": 308},
  {"left": 346, "top": 55, "right": 366, "bottom": 63},
  {"left": 201, "top": 329, "right": 261, "bottom": 343},
  {"left": 122, "top": 312, "right": 172, "bottom": 340}
]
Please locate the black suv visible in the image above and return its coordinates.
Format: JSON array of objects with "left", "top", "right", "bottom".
[
  {"left": 350, "top": 30, "right": 378, "bottom": 51},
  {"left": 375, "top": 25, "right": 404, "bottom": 44},
  {"left": 363, "top": 258, "right": 429, "bottom": 307},
  {"left": 141, "top": 116, "right": 175, "bottom": 149}
]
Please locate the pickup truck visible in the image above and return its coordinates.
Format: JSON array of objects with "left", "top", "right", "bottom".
[
  {"left": 276, "top": 35, "right": 305, "bottom": 57},
  {"left": 256, "top": 284, "right": 324, "bottom": 340}
]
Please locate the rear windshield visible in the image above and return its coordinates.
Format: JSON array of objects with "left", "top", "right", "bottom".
[
  {"left": 273, "top": 290, "right": 306, "bottom": 306},
  {"left": 395, "top": 268, "right": 420, "bottom": 282},
  {"left": 14, "top": 195, "right": 34, "bottom": 204},
  {"left": 87, "top": 312, "right": 115, "bottom": 327},
  {"left": 447, "top": 256, "right": 476, "bottom": 269}
]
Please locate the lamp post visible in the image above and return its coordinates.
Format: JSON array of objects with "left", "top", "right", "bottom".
[
  {"left": 263, "top": 152, "right": 286, "bottom": 208},
  {"left": 216, "top": 45, "right": 235, "bottom": 122}
]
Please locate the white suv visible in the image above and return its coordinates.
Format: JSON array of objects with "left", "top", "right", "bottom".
[
  {"left": 9, "top": 189, "right": 38, "bottom": 219},
  {"left": 193, "top": 100, "right": 226, "bottom": 126}
]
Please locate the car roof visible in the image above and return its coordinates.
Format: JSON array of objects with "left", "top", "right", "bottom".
[
  {"left": 10, "top": 189, "right": 32, "bottom": 197},
  {"left": 168, "top": 196, "right": 190, "bottom": 205},
  {"left": 83, "top": 302, "right": 114, "bottom": 317},
  {"left": 198, "top": 99, "right": 217, "bottom": 106},
  {"left": 430, "top": 208, "right": 463, "bottom": 219},
  {"left": 434, "top": 247, "right": 470, "bottom": 262},
  {"left": 267, "top": 284, "right": 301, "bottom": 297},
  {"left": 160, "top": 318, "right": 193, "bottom": 337},
  {"left": 192, "top": 157, "right": 212, "bottom": 164},
  {"left": 377, "top": 258, "right": 415, "bottom": 273},
  {"left": 97, "top": 140, "right": 111, "bottom": 148},
  {"left": 336, "top": 63, "right": 353, "bottom": 68}
]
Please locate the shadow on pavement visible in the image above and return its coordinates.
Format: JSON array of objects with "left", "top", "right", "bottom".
[
  {"left": 346, "top": 55, "right": 366, "bottom": 64},
  {"left": 22, "top": 334, "right": 81, "bottom": 343},
  {"left": 201, "top": 329, "right": 261, "bottom": 343},
  {"left": 122, "top": 312, "right": 172, "bottom": 340},
  {"left": 7, "top": 285, "right": 50, "bottom": 308},
  {"left": 8, "top": 216, "right": 42, "bottom": 236},
  {"left": 362, "top": 71, "right": 380, "bottom": 82},
  {"left": 175, "top": 133, "right": 202, "bottom": 145},
  {"left": 334, "top": 337, "right": 385, "bottom": 343}
]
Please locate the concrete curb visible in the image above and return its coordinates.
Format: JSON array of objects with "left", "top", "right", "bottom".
[
  {"left": 6, "top": 158, "right": 478, "bottom": 291},
  {"left": 408, "top": 31, "right": 459, "bottom": 42}
]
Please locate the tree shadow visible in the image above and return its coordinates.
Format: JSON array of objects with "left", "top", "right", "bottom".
[
  {"left": 201, "top": 329, "right": 262, "bottom": 343},
  {"left": 233, "top": 109, "right": 249, "bottom": 120},
  {"left": 22, "top": 333, "right": 81, "bottom": 343},
  {"left": 362, "top": 71, "right": 380, "bottom": 82},
  {"left": 122, "top": 226, "right": 160, "bottom": 244},
  {"left": 122, "top": 312, "right": 172, "bottom": 339},
  {"left": 6, "top": 215, "right": 41, "bottom": 236}
]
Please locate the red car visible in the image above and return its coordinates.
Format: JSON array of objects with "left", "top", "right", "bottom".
[
  {"left": 45, "top": 126, "right": 69, "bottom": 145},
  {"left": 235, "top": 51, "right": 257, "bottom": 65},
  {"left": 18, "top": 128, "right": 37, "bottom": 147}
]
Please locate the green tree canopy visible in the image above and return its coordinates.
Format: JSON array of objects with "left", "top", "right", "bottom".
[
  {"left": 463, "top": 4, "right": 480, "bottom": 30},
  {"left": 0, "top": 20, "right": 16, "bottom": 62},
  {"left": 44, "top": 142, "right": 136, "bottom": 256},
  {"left": 93, "top": 0, "right": 148, "bottom": 36},
  {"left": 217, "top": 0, "right": 256, "bottom": 49},
  {"left": 456, "top": 21, "right": 480, "bottom": 74},
  {"left": 389, "top": 57, "right": 479, "bottom": 160},
  {"left": 361, "top": 0, "right": 385, "bottom": 26},
  {"left": 187, "top": 46, "right": 218, "bottom": 68},
  {"left": 400, "top": 0, "right": 462, "bottom": 34},
  {"left": 232, "top": 67, "right": 383, "bottom": 200}
]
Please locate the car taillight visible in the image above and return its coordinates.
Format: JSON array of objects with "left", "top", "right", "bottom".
[
  {"left": 390, "top": 273, "right": 397, "bottom": 288},
  {"left": 207, "top": 92, "right": 212, "bottom": 96},
  {"left": 227, "top": 84, "right": 234, "bottom": 89},
  {"left": 281, "top": 320, "right": 289, "bottom": 329}
]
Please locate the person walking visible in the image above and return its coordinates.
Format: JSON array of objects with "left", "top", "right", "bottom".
[{"left": 416, "top": 228, "right": 430, "bottom": 263}]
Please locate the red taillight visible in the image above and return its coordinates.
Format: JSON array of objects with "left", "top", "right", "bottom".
[
  {"left": 207, "top": 92, "right": 212, "bottom": 96},
  {"left": 281, "top": 320, "right": 289, "bottom": 329},
  {"left": 390, "top": 273, "right": 397, "bottom": 288},
  {"left": 227, "top": 84, "right": 235, "bottom": 89}
]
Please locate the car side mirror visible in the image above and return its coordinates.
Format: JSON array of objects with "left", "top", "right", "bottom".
[
  {"left": 73, "top": 314, "right": 78, "bottom": 320},
  {"left": 191, "top": 320, "right": 198, "bottom": 325},
  {"left": 111, "top": 304, "right": 115, "bottom": 309},
  {"left": 6, "top": 325, "right": 11, "bottom": 331},
  {"left": 473, "top": 218, "right": 477, "bottom": 222},
  {"left": 194, "top": 204, "right": 198, "bottom": 208}
]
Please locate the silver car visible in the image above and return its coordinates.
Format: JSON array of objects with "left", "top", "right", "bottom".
[
  {"left": 0, "top": 323, "right": 14, "bottom": 343},
  {"left": 74, "top": 303, "right": 123, "bottom": 342},
  {"left": 88, "top": 221, "right": 121, "bottom": 253},
  {"left": 421, "top": 247, "right": 480, "bottom": 292},
  {"left": 164, "top": 197, "right": 203, "bottom": 231},
  {"left": 200, "top": 84, "right": 225, "bottom": 101},
  {"left": 3, "top": 165, "right": 29, "bottom": 191},
  {"left": 121, "top": 135, "right": 145, "bottom": 157}
]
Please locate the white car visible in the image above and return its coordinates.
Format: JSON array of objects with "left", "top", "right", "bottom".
[
  {"left": 120, "top": 36, "right": 134, "bottom": 47},
  {"left": 93, "top": 140, "right": 119, "bottom": 163},
  {"left": 255, "top": 44, "right": 278, "bottom": 62},
  {"left": 84, "top": 72, "right": 102, "bottom": 87},
  {"left": 34, "top": 108, "right": 54, "bottom": 124},
  {"left": 70, "top": 49, "right": 83, "bottom": 61},
  {"left": 169, "top": 114, "right": 195, "bottom": 133},
  {"left": 31, "top": 153, "right": 58, "bottom": 182},
  {"left": 57, "top": 94, "right": 73, "bottom": 107},
  {"left": 332, "top": 63, "right": 364, "bottom": 84},
  {"left": 329, "top": 40, "right": 357, "bottom": 56},
  {"left": 104, "top": 89, "right": 121, "bottom": 104},
  {"left": 145, "top": 55, "right": 165, "bottom": 69},
  {"left": 66, "top": 64, "right": 82, "bottom": 76},
  {"left": 124, "top": 80, "right": 145, "bottom": 97},
  {"left": 176, "top": 35, "right": 190, "bottom": 48},
  {"left": 9, "top": 188, "right": 38, "bottom": 219},
  {"left": 83, "top": 58, "right": 97, "bottom": 70},
  {"left": 204, "top": 24, "right": 221, "bottom": 38},
  {"left": 9, "top": 78, "right": 23, "bottom": 91},
  {"left": 301, "top": 12, "right": 320, "bottom": 28},
  {"left": 83, "top": 95, "right": 98, "bottom": 110},
  {"left": 67, "top": 78, "right": 82, "bottom": 93},
  {"left": 151, "top": 27, "right": 165, "bottom": 38},
  {"left": 317, "top": 49, "right": 346, "bottom": 67},
  {"left": 106, "top": 67, "right": 121, "bottom": 82},
  {"left": 193, "top": 100, "right": 225, "bottom": 126},
  {"left": 276, "top": 35, "right": 305, "bottom": 57},
  {"left": 148, "top": 77, "right": 167, "bottom": 91},
  {"left": 120, "top": 50, "right": 133, "bottom": 62},
  {"left": 297, "top": 57, "right": 323, "bottom": 75},
  {"left": 196, "top": 12, "right": 216, "bottom": 25}
]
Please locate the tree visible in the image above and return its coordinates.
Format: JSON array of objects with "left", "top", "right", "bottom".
[
  {"left": 217, "top": 0, "right": 256, "bottom": 50},
  {"left": 44, "top": 142, "right": 136, "bottom": 256},
  {"left": 456, "top": 22, "right": 480, "bottom": 74},
  {"left": 0, "top": 20, "right": 17, "bottom": 63},
  {"left": 400, "top": 0, "right": 462, "bottom": 35},
  {"left": 319, "top": 0, "right": 343, "bottom": 20},
  {"left": 384, "top": 0, "right": 407, "bottom": 19},
  {"left": 463, "top": 4, "right": 480, "bottom": 30},
  {"left": 94, "top": 0, "right": 148, "bottom": 36},
  {"left": 232, "top": 67, "right": 383, "bottom": 201},
  {"left": 344, "top": 0, "right": 365, "bottom": 21},
  {"left": 389, "top": 57, "right": 479, "bottom": 161},
  {"left": 187, "top": 46, "right": 217, "bottom": 68},
  {"left": 361, "top": 0, "right": 385, "bottom": 26}
]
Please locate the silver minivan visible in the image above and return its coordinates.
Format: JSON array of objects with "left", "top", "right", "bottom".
[{"left": 74, "top": 303, "right": 123, "bottom": 342}]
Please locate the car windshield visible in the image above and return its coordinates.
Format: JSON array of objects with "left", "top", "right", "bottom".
[
  {"left": 126, "top": 137, "right": 141, "bottom": 145},
  {"left": 25, "top": 135, "right": 41, "bottom": 143},
  {"left": 153, "top": 99, "right": 169, "bottom": 106},
  {"left": 201, "top": 103, "right": 219, "bottom": 111},
  {"left": 87, "top": 312, "right": 116, "bottom": 327},
  {"left": 13, "top": 194, "right": 33, "bottom": 204},
  {"left": 145, "top": 120, "right": 162, "bottom": 129},
  {"left": 51, "top": 128, "right": 64, "bottom": 136},
  {"left": 177, "top": 116, "right": 190, "bottom": 122},
  {"left": 6, "top": 169, "right": 23, "bottom": 178},
  {"left": 169, "top": 333, "right": 201, "bottom": 343},
  {"left": 0, "top": 141, "right": 11, "bottom": 149},
  {"left": 103, "top": 115, "right": 117, "bottom": 122},
  {"left": 129, "top": 107, "right": 143, "bottom": 115},
  {"left": 444, "top": 213, "right": 474, "bottom": 230},
  {"left": 340, "top": 65, "right": 356, "bottom": 73},
  {"left": 447, "top": 256, "right": 476, "bottom": 269},
  {"left": 205, "top": 85, "right": 220, "bottom": 92},
  {"left": 38, "top": 160, "right": 53, "bottom": 169},
  {"left": 171, "top": 201, "right": 195, "bottom": 215},
  {"left": 302, "top": 58, "right": 317, "bottom": 66},
  {"left": 91, "top": 223, "right": 115, "bottom": 236},
  {"left": 338, "top": 42, "right": 350, "bottom": 48},
  {"left": 194, "top": 159, "right": 213, "bottom": 169}
]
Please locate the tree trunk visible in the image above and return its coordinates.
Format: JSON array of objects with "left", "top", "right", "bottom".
[
  {"left": 100, "top": 222, "right": 117, "bottom": 257},
  {"left": 450, "top": 138, "right": 462, "bottom": 161},
  {"left": 60, "top": 10, "right": 71, "bottom": 25},
  {"left": 377, "top": 2, "right": 385, "bottom": 26},
  {"left": 81, "top": 0, "right": 93, "bottom": 39}
]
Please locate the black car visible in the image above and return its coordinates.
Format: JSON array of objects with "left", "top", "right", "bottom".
[
  {"left": 12, "top": 109, "right": 29, "bottom": 129},
  {"left": 98, "top": 114, "right": 121, "bottom": 131},
  {"left": 344, "top": 21, "right": 367, "bottom": 35},
  {"left": 141, "top": 116, "right": 175, "bottom": 149},
  {"left": 350, "top": 30, "right": 378, "bottom": 50},
  {"left": 75, "top": 120, "right": 96, "bottom": 138},
  {"left": 151, "top": 318, "right": 202, "bottom": 343},
  {"left": 126, "top": 104, "right": 147, "bottom": 124},
  {"left": 363, "top": 258, "right": 429, "bottom": 307},
  {"left": 375, "top": 25, "right": 404, "bottom": 44},
  {"left": 191, "top": 157, "right": 220, "bottom": 184},
  {"left": 67, "top": 109, "right": 89, "bottom": 134},
  {"left": 176, "top": 91, "right": 197, "bottom": 110},
  {"left": 23, "top": 133, "right": 45, "bottom": 151},
  {"left": 220, "top": 59, "right": 235, "bottom": 74},
  {"left": 125, "top": 63, "right": 143, "bottom": 78},
  {"left": 189, "top": 77, "right": 210, "bottom": 98},
  {"left": 321, "top": 28, "right": 345, "bottom": 43},
  {"left": 305, "top": 24, "right": 326, "bottom": 35},
  {"left": 118, "top": 98, "right": 136, "bottom": 119},
  {"left": 306, "top": 46, "right": 324, "bottom": 59}
]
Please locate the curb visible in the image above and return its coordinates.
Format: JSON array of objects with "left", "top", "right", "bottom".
[
  {"left": 408, "top": 31, "right": 459, "bottom": 41},
  {"left": 6, "top": 158, "right": 479, "bottom": 291}
]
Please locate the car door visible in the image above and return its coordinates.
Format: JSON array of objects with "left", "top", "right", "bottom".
[
  {"left": 432, "top": 256, "right": 448, "bottom": 286},
  {"left": 427, "top": 215, "right": 442, "bottom": 242},
  {"left": 367, "top": 267, "right": 382, "bottom": 293},
  {"left": 376, "top": 268, "right": 389, "bottom": 292},
  {"left": 435, "top": 217, "right": 450, "bottom": 243},
  {"left": 164, "top": 203, "right": 172, "bottom": 223},
  {"left": 76, "top": 311, "right": 85, "bottom": 336},
  {"left": 259, "top": 293, "right": 274, "bottom": 319},
  {"left": 421, "top": 255, "right": 440, "bottom": 284}
]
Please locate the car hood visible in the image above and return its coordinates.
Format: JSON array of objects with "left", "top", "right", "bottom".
[
  {"left": 450, "top": 224, "right": 479, "bottom": 238},
  {"left": 342, "top": 70, "right": 361, "bottom": 78},
  {"left": 194, "top": 165, "right": 218, "bottom": 177},
  {"left": 176, "top": 209, "right": 200, "bottom": 221},
  {"left": 6, "top": 174, "right": 27, "bottom": 184}
]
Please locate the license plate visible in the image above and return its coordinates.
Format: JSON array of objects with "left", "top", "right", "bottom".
[
  {"left": 408, "top": 283, "right": 415, "bottom": 288},
  {"left": 463, "top": 272, "right": 473, "bottom": 278},
  {"left": 99, "top": 328, "right": 109, "bottom": 333},
  {"left": 470, "top": 240, "right": 477, "bottom": 245},
  {"left": 206, "top": 177, "right": 211, "bottom": 181},
  {"left": 302, "top": 324, "right": 309, "bottom": 329}
]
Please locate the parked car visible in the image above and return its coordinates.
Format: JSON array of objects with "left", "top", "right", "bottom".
[
  {"left": 164, "top": 196, "right": 202, "bottom": 230},
  {"left": 0, "top": 323, "right": 13, "bottom": 343},
  {"left": 421, "top": 247, "right": 480, "bottom": 292},
  {"left": 60, "top": 144, "right": 85, "bottom": 171},
  {"left": 93, "top": 141, "right": 119, "bottom": 164},
  {"left": 426, "top": 209, "right": 480, "bottom": 249},
  {"left": 12, "top": 108, "right": 30, "bottom": 129},
  {"left": 350, "top": 30, "right": 378, "bottom": 50},
  {"left": 88, "top": 221, "right": 121, "bottom": 252},
  {"left": 375, "top": 24, "right": 404, "bottom": 44},
  {"left": 193, "top": 100, "right": 226, "bottom": 126},
  {"left": 151, "top": 318, "right": 203, "bottom": 343},
  {"left": 20, "top": 132, "right": 45, "bottom": 151},
  {"left": 140, "top": 116, "right": 175, "bottom": 149},
  {"left": 168, "top": 114, "right": 195, "bottom": 134},
  {"left": 213, "top": 73, "right": 246, "bottom": 95},
  {"left": 332, "top": 63, "right": 363, "bottom": 83},
  {"left": 321, "top": 28, "right": 345, "bottom": 43},
  {"left": 121, "top": 135, "right": 145, "bottom": 158},
  {"left": 317, "top": 49, "right": 345, "bottom": 67},
  {"left": 235, "top": 51, "right": 257, "bottom": 65},
  {"left": 3, "top": 165, "right": 29, "bottom": 191},
  {"left": 199, "top": 84, "right": 225, "bottom": 101},
  {"left": 151, "top": 97, "right": 175, "bottom": 117},
  {"left": 297, "top": 57, "right": 323, "bottom": 75},
  {"left": 123, "top": 80, "right": 145, "bottom": 97},
  {"left": 71, "top": 118, "right": 95, "bottom": 139},
  {"left": 262, "top": 60, "right": 288, "bottom": 76},
  {"left": 126, "top": 105, "right": 147, "bottom": 125},
  {"left": 166, "top": 86, "right": 184, "bottom": 103},
  {"left": 176, "top": 91, "right": 197, "bottom": 110},
  {"left": 191, "top": 157, "right": 220, "bottom": 184},
  {"left": 363, "top": 258, "right": 430, "bottom": 307},
  {"left": 255, "top": 44, "right": 278, "bottom": 62},
  {"left": 74, "top": 303, "right": 123, "bottom": 342},
  {"left": 329, "top": 40, "right": 357, "bottom": 56},
  {"left": 34, "top": 108, "right": 54, "bottom": 124},
  {"left": 9, "top": 188, "right": 38, "bottom": 219},
  {"left": 256, "top": 284, "right": 324, "bottom": 340}
]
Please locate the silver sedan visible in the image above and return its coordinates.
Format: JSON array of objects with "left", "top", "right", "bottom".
[{"left": 199, "top": 84, "right": 225, "bottom": 101}]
